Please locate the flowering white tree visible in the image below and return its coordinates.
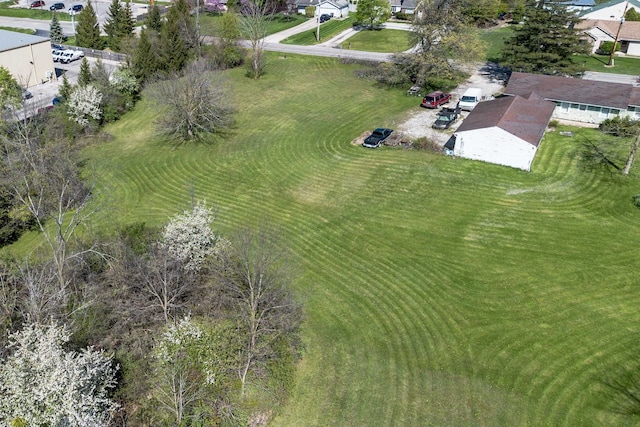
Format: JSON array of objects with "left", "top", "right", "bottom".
[
  {"left": 67, "top": 84, "right": 103, "bottom": 126},
  {"left": 151, "top": 316, "right": 235, "bottom": 425},
  {"left": 162, "top": 201, "right": 223, "bottom": 271},
  {"left": 0, "top": 322, "right": 119, "bottom": 426},
  {"left": 109, "top": 66, "right": 139, "bottom": 97}
]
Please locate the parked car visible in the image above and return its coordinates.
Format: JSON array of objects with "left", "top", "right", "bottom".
[
  {"left": 363, "top": 128, "right": 393, "bottom": 148},
  {"left": 68, "top": 4, "right": 83, "bottom": 13},
  {"left": 420, "top": 91, "right": 451, "bottom": 109},
  {"left": 458, "top": 87, "right": 482, "bottom": 111},
  {"left": 51, "top": 43, "right": 64, "bottom": 51},
  {"left": 49, "top": 2, "right": 65, "bottom": 10},
  {"left": 52, "top": 50, "right": 66, "bottom": 62},
  {"left": 52, "top": 96, "right": 64, "bottom": 105},
  {"left": 432, "top": 107, "right": 460, "bottom": 130},
  {"left": 30, "top": 0, "right": 45, "bottom": 7},
  {"left": 22, "top": 90, "right": 33, "bottom": 100},
  {"left": 319, "top": 14, "right": 331, "bottom": 23}
]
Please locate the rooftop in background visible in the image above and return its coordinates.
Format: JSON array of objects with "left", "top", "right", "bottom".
[
  {"left": 505, "top": 71, "right": 640, "bottom": 110},
  {"left": 0, "top": 29, "right": 50, "bottom": 52}
]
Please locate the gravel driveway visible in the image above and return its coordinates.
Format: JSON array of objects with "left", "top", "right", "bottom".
[{"left": 396, "top": 63, "right": 509, "bottom": 145}]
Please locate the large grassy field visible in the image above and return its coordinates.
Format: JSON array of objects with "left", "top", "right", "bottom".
[
  {"left": 340, "top": 28, "right": 413, "bottom": 52},
  {"left": 25, "top": 54, "right": 640, "bottom": 425}
]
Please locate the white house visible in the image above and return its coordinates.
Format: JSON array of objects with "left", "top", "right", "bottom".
[
  {"left": 390, "top": 0, "right": 416, "bottom": 14},
  {"left": 550, "top": 0, "right": 596, "bottom": 13},
  {"left": 315, "top": 0, "right": 349, "bottom": 17},
  {"left": 579, "top": 0, "right": 640, "bottom": 20},
  {"left": 577, "top": 19, "right": 640, "bottom": 55},
  {"left": 0, "top": 29, "right": 55, "bottom": 88},
  {"left": 449, "top": 93, "right": 555, "bottom": 171},
  {"left": 296, "top": 0, "right": 321, "bottom": 15},
  {"left": 504, "top": 72, "right": 640, "bottom": 125}
]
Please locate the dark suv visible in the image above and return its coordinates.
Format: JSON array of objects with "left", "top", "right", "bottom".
[
  {"left": 420, "top": 91, "right": 451, "bottom": 109},
  {"left": 49, "top": 2, "right": 65, "bottom": 10},
  {"left": 319, "top": 14, "right": 331, "bottom": 23},
  {"left": 69, "top": 4, "right": 83, "bottom": 13}
]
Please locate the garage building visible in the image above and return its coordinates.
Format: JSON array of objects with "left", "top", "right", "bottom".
[{"left": 0, "top": 29, "right": 55, "bottom": 88}]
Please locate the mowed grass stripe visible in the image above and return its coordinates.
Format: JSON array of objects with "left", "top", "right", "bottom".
[{"left": 59, "top": 53, "right": 640, "bottom": 426}]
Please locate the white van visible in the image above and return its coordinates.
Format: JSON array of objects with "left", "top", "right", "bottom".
[{"left": 458, "top": 88, "right": 482, "bottom": 111}]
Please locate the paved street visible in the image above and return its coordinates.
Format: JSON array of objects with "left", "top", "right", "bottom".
[{"left": 583, "top": 71, "right": 640, "bottom": 86}]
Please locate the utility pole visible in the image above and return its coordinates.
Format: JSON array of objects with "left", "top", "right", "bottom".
[
  {"left": 607, "top": 0, "right": 629, "bottom": 67},
  {"left": 316, "top": 13, "right": 320, "bottom": 42}
]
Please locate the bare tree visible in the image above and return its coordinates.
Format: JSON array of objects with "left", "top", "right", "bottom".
[
  {"left": 240, "top": 0, "right": 275, "bottom": 79},
  {"left": 2, "top": 135, "right": 94, "bottom": 292},
  {"left": 150, "top": 60, "right": 235, "bottom": 142},
  {"left": 214, "top": 227, "right": 302, "bottom": 396},
  {"left": 584, "top": 117, "right": 640, "bottom": 175},
  {"left": 136, "top": 245, "right": 197, "bottom": 323}
]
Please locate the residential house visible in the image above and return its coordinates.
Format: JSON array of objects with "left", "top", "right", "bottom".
[
  {"left": 579, "top": 0, "right": 640, "bottom": 20},
  {"left": 552, "top": 0, "right": 597, "bottom": 13},
  {"left": 0, "top": 29, "right": 55, "bottom": 88},
  {"left": 390, "top": 0, "right": 416, "bottom": 14},
  {"left": 296, "top": 0, "right": 321, "bottom": 15},
  {"left": 576, "top": 19, "right": 640, "bottom": 55},
  {"left": 504, "top": 72, "right": 640, "bottom": 125},
  {"left": 448, "top": 93, "right": 555, "bottom": 171},
  {"left": 316, "top": 0, "right": 349, "bottom": 17}
]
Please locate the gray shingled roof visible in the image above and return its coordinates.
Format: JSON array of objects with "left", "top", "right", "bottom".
[
  {"left": 456, "top": 92, "right": 555, "bottom": 147},
  {"left": 504, "top": 72, "right": 639, "bottom": 110},
  {"left": 0, "top": 29, "right": 49, "bottom": 53}
]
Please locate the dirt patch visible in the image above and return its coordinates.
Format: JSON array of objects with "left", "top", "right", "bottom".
[{"left": 395, "top": 63, "right": 509, "bottom": 146}]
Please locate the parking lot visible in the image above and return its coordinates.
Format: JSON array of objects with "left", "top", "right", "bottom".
[{"left": 22, "top": 56, "right": 122, "bottom": 112}]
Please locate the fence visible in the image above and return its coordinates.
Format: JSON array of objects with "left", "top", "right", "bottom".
[{"left": 61, "top": 45, "right": 127, "bottom": 63}]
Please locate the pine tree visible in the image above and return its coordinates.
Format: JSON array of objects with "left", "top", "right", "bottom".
[
  {"left": 78, "top": 57, "right": 92, "bottom": 86},
  {"left": 58, "top": 73, "right": 73, "bottom": 100},
  {"left": 132, "top": 28, "right": 159, "bottom": 81},
  {"left": 500, "top": 2, "right": 589, "bottom": 76},
  {"left": 120, "top": 0, "right": 136, "bottom": 37},
  {"left": 160, "top": 0, "right": 195, "bottom": 72},
  {"left": 75, "top": 0, "right": 103, "bottom": 49},
  {"left": 103, "top": 0, "right": 123, "bottom": 50},
  {"left": 50, "top": 13, "right": 65, "bottom": 44},
  {"left": 146, "top": 4, "right": 163, "bottom": 33}
]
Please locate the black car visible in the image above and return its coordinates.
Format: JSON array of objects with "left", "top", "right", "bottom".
[
  {"left": 50, "top": 2, "right": 65, "bottom": 10},
  {"left": 432, "top": 107, "right": 460, "bottom": 130},
  {"left": 68, "top": 4, "right": 83, "bottom": 13},
  {"left": 319, "top": 14, "right": 331, "bottom": 23},
  {"left": 362, "top": 128, "right": 393, "bottom": 148}
]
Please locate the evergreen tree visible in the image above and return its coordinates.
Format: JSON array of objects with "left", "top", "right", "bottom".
[
  {"left": 132, "top": 28, "right": 159, "bottom": 81},
  {"left": 626, "top": 8, "right": 640, "bottom": 21},
  {"left": 500, "top": 2, "right": 588, "bottom": 76},
  {"left": 78, "top": 57, "right": 92, "bottom": 86},
  {"left": 103, "top": 0, "right": 123, "bottom": 50},
  {"left": 119, "top": 0, "right": 136, "bottom": 38},
  {"left": 146, "top": 4, "right": 163, "bottom": 33},
  {"left": 58, "top": 73, "right": 73, "bottom": 100},
  {"left": 160, "top": 0, "right": 195, "bottom": 72},
  {"left": 49, "top": 13, "right": 65, "bottom": 44},
  {"left": 75, "top": 0, "right": 103, "bottom": 49}
]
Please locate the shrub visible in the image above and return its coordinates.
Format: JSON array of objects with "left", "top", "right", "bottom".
[
  {"left": 305, "top": 5, "right": 315, "bottom": 17},
  {"left": 412, "top": 137, "right": 442, "bottom": 152},
  {"left": 599, "top": 116, "right": 640, "bottom": 138},
  {"left": 548, "top": 119, "right": 559, "bottom": 128},
  {"left": 394, "top": 12, "right": 411, "bottom": 21},
  {"left": 633, "top": 194, "right": 640, "bottom": 208},
  {"left": 598, "top": 41, "right": 620, "bottom": 54}
]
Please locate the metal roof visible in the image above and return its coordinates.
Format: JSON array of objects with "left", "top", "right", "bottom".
[
  {"left": 579, "top": 0, "right": 640, "bottom": 16},
  {"left": 456, "top": 93, "right": 556, "bottom": 147},
  {"left": 505, "top": 72, "right": 639, "bottom": 110},
  {"left": 0, "top": 29, "right": 50, "bottom": 53}
]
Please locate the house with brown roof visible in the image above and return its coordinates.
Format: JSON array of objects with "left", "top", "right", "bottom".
[
  {"left": 449, "top": 92, "right": 555, "bottom": 171},
  {"left": 577, "top": 19, "right": 640, "bottom": 55},
  {"left": 504, "top": 72, "right": 640, "bottom": 125}
]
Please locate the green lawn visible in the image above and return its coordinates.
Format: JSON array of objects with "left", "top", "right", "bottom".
[
  {"left": 10, "top": 53, "right": 640, "bottom": 426},
  {"left": 0, "top": 26, "right": 35, "bottom": 34},
  {"left": 480, "top": 25, "right": 513, "bottom": 62},
  {"left": 199, "top": 12, "right": 307, "bottom": 37},
  {"left": 340, "top": 28, "right": 413, "bottom": 53},
  {"left": 0, "top": 1, "right": 71, "bottom": 21},
  {"left": 281, "top": 16, "right": 355, "bottom": 45}
]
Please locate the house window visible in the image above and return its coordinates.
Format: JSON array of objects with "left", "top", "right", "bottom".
[
  {"left": 587, "top": 105, "right": 600, "bottom": 112},
  {"left": 571, "top": 103, "right": 579, "bottom": 109},
  {"left": 579, "top": 104, "right": 587, "bottom": 111},
  {"left": 560, "top": 102, "right": 570, "bottom": 112},
  {"left": 600, "top": 108, "right": 611, "bottom": 118},
  {"left": 629, "top": 106, "right": 640, "bottom": 119}
]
